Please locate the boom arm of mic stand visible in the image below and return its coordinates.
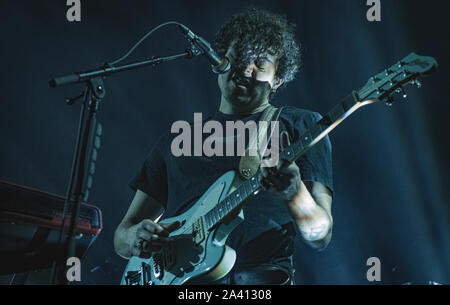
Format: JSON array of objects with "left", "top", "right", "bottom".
[{"left": 49, "top": 50, "right": 195, "bottom": 88}]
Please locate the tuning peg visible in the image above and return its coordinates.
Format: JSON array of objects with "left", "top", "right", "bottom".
[
  {"left": 396, "top": 88, "right": 407, "bottom": 99},
  {"left": 385, "top": 96, "right": 394, "bottom": 107},
  {"left": 414, "top": 79, "right": 422, "bottom": 88},
  {"left": 401, "top": 89, "right": 407, "bottom": 99}
]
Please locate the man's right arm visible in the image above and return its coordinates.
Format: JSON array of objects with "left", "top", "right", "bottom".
[{"left": 114, "top": 190, "right": 167, "bottom": 259}]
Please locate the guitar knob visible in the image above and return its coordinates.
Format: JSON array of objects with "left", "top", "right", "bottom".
[{"left": 414, "top": 79, "right": 422, "bottom": 88}]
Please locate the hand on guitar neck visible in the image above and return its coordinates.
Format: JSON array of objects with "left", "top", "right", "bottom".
[{"left": 259, "top": 130, "right": 301, "bottom": 201}]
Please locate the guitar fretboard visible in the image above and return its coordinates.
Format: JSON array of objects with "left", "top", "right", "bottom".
[{"left": 204, "top": 91, "right": 369, "bottom": 230}]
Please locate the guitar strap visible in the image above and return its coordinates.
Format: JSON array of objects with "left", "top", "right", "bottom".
[{"left": 238, "top": 105, "right": 284, "bottom": 180}]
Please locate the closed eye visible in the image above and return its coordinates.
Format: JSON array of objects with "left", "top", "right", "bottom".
[{"left": 256, "top": 59, "right": 271, "bottom": 69}]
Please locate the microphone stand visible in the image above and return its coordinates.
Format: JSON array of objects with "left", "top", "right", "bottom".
[{"left": 48, "top": 48, "right": 199, "bottom": 285}]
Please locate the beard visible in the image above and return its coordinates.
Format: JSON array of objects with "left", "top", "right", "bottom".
[{"left": 221, "top": 71, "right": 273, "bottom": 111}]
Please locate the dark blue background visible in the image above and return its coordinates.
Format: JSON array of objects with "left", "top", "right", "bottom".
[{"left": 0, "top": 0, "right": 448, "bottom": 284}]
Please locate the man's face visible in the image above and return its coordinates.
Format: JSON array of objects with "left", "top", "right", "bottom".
[{"left": 218, "top": 43, "right": 282, "bottom": 110}]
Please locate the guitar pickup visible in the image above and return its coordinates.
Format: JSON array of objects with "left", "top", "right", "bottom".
[
  {"left": 192, "top": 217, "right": 205, "bottom": 245},
  {"left": 141, "top": 262, "right": 153, "bottom": 285},
  {"left": 153, "top": 253, "right": 164, "bottom": 280},
  {"left": 163, "top": 241, "right": 176, "bottom": 270}
]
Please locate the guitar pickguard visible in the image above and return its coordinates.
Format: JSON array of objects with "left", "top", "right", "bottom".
[{"left": 121, "top": 170, "right": 242, "bottom": 285}]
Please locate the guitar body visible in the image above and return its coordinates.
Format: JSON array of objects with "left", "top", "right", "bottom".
[{"left": 120, "top": 170, "right": 244, "bottom": 285}]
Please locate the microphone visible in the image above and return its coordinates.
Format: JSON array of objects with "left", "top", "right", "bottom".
[{"left": 178, "top": 24, "right": 230, "bottom": 74}]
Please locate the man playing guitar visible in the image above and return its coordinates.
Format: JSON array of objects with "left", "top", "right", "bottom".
[{"left": 114, "top": 8, "right": 333, "bottom": 285}]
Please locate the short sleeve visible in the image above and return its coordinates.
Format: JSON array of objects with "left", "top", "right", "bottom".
[
  {"left": 294, "top": 112, "right": 334, "bottom": 194},
  {"left": 129, "top": 134, "right": 168, "bottom": 206}
]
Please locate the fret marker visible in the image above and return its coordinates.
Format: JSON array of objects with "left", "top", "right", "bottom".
[{"left": 304, "top": 136, "right": 308, "bottom": 141}]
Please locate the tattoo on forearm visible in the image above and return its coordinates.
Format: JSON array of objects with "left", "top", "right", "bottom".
[{"left": 301, "top": 224, "right": 327, "bottom": 240}]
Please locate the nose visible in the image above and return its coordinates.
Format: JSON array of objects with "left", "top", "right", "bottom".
[
  {"left": 243, "top": 63, "right": 256, "bottom": 77},
  {"left": 230, "top": 59, "right": 256, "bottom": 79}
]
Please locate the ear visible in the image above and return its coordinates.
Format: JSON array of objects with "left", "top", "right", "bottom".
[{"left": 273, "top": 77, "right": 284, "bottom": 90}]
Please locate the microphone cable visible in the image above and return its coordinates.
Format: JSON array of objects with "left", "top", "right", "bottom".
[{"left": 109, "top": 21, "right": 185, "bottom": 66}]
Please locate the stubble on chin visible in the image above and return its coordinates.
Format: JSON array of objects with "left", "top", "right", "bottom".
[{"left": 219, "top": 74, "right": 272, "bottom": 114}]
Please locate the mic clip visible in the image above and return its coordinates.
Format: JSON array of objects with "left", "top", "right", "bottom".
[{"left": 187, "top": 43, "right": 204, "bottom": 58}]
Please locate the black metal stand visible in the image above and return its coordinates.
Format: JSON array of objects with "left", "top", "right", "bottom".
[
  {"left": 49, "top": 49, "right": 198, "bottom": 285},
  {"left": 49, "top": 51, "right": 196, "bottom": 88},
  {"left": 49, "top": 77, "right": 104, "bottom": 285}
]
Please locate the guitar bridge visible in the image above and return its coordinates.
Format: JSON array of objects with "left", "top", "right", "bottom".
[
  {"left": 125, "top": 262, "right": 153, "bottom": 285},
  {"left": 125, "top": 270, "right": 141, "bottom": 285}
]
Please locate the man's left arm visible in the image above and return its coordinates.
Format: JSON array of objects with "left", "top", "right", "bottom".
[
  {"left": 260, "top": 131, "right": 333, "bottom": 250},
  {"left": 288, "top": 180, "right": 333, "bottom": 251}
]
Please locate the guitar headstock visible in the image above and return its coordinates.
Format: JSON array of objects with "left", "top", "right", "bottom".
[{"left": 358, "top": 53, "right": 438, "bottom": 106}]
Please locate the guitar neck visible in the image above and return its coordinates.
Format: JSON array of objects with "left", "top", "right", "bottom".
[
  {"left": 281, "top": 91, "right": 374, "bottom": 163},
  {"left": 204, "top": 91, "right": 375, "bottom": 230}
]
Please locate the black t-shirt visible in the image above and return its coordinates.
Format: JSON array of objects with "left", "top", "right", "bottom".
[{"left": 129, "top": 106, "right": 333, "bottom": 268}]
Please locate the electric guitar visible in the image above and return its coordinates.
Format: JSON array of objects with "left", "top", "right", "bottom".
[{"left": 120, "top": 52, "right": 437, "bottom": 285}]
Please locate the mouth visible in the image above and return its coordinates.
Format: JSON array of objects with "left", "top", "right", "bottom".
[{"left": 233, "top": 77, "right": 250, "bottom": 89}]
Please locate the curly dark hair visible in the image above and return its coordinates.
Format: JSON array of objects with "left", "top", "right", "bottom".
[{"left": 214, "top": 8, "right": 301, "bottom": 84}]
